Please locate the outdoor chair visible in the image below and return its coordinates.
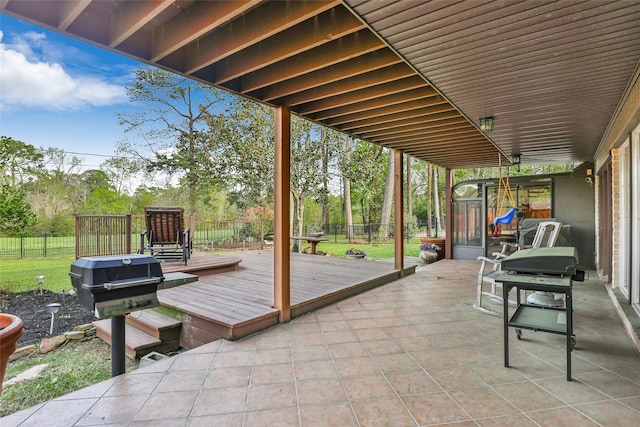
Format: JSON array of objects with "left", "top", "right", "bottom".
[
  {"left": 496, "top": 219, "right": 563, "bottom": 257},
  {"left": 139, "top": 206, "right": 192, "bottom": 265},
  {"left": 475, "top": 220, "right": 562, "bottom": 315}
]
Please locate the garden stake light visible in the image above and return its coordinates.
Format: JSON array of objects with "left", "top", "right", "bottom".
[
  {"left": 35, "top": 275, "right": 46, "bottom": 295},
  {"left": 46, "top": 303, "right": 61, "bottom": 335}
]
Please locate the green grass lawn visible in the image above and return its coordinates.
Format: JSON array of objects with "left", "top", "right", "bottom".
[
  {"left": 0, "top": 338, "right": 137, "bottom": 417},
  {"left": 0, "top": 256, "right": 76, "bottom": 293},
  {"left": 300, "top": 241, "right": 423, "bottom": 258}
]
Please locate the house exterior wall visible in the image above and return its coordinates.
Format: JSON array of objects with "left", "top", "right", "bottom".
[
  {"left": 611, "top": 149, "right": 621, "bottom": 286},
  {"left": 594, "top": 68, "right": 640, "bottom": 315},
  {"left": 554, "top": 172, "right": 596, "bottom": 268}
]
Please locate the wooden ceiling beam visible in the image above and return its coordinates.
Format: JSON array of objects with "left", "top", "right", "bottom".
[
  {"left": 356, "top": 117, "right": 469, "bottom": 139},
  {"left": 211, "top": 7, "right": 365, "bottom": 84},
  {"left": 296, "top": 76, "right": 429, "bottom": 115},
  {"left": 359, "top": 122, "right": 475, "bottom": 141},
  {"left": 109, "top": 0, "right": 174, "bottom": 48},
  {"left": 281, "top": 63, "right": 415, "bottom": 106},
  {"left": 405, "top": 147, "right": 499, "bottom": 159},
  {"left": 366, "top": 132, "right": 480, "bottom": 147},
  {"left": 148, "top": 0, "right": 261, "bottom": 62},
  {"left": 236, "top": 31, "right": 385, "bottom": 94},
  {"left": 58, "top": 0, "right": 91, "bottom": 30},
  {"left": 333, "top": 102, "right": 462, "bottom": 132},
  {"left": 182, "top": 0, "right": 339, "bottom": 74},
  {"left": 391, "top": 135, "right": 489, "bottom": 149},
  {"left": 258, "top": 49, "right": 401, "bottom": 101}
]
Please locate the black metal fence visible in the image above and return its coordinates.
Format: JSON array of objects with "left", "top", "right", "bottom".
[
  {"left": 0, "top": 219, "right": 442, "bottom": 259},
  {"left": 0, "top": 234, "right": 76, "bottom": 259},
  {"left": 305, "top": 221, "right": 440, "bottom": 245}
]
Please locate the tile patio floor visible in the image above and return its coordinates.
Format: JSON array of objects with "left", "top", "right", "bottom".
[{"left": 3, "top": 259, "right": 640, "bottom": 426}]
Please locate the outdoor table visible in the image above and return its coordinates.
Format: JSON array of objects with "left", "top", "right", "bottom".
[
  {"left": 498, "top": 271, "right": 574, "bottom": 380},
  {"left": 291, "top": 236, "right": 328, "bottom": 254}
]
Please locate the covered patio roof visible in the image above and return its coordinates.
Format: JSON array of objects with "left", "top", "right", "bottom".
[{"left": 2, "top": 0, "right": 639, "bottom": 169}]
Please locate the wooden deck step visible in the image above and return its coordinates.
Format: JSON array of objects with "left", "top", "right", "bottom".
[
  {"left": 158, "top": 283, "right": 280, "bottom": 348},
  {"left": 126, "top": 309, "right": 182, "bottom": 342},
  {"left": 93, "top": 318, "right": 174, "bottom": 359},
  {"left": 159, "top": 272, "right": 199, "bottom": 290},
  {"left": 161, "top": 253, "right": 242, "bottom": 277}
]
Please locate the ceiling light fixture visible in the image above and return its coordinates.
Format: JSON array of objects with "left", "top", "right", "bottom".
[{"left": 479, "top": 116, "right": 494, "bottom": 132}]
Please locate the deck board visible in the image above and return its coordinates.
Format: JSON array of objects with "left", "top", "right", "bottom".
[
  {"left": 160, "top": 252, "right": 242, "bottom": 275},
  {"left": 156, "top": 251, "right": 416, "bottom": 346}
]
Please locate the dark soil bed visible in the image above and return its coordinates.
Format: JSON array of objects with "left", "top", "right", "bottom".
[{"left": 0, "top": 289, "right": 96, "bottom": 347}]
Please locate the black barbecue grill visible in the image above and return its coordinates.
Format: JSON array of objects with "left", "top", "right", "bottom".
[
  {"left": 70, "top": 254, "right": 164, "bottom": 318},
  {"left": 70, "top": 254, "right": 164, "bottom": 376},
  {"left": 497, "top": 246, "right": 584, "bottom": 381}
]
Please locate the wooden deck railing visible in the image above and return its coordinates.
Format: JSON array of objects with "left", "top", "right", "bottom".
[{"left": 75, "top": 215, "right": 132, "bottom": 259}]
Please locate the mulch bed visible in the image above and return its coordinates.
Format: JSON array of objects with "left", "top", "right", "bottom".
[{"left": 1, "top": 289, "right": 96, "bottom": 347}]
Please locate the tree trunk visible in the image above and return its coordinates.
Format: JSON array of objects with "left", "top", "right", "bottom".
[
  {"left": 378, "top": 150, "right": 394, "bottom": 239},
  {"left": 320, "top": 128, "right": 330, "bottom": 227},
  {"left": 427, "top": 163, "right": 433, "bottom": 237},
  {"left": 291, "top": 191, "right": 301, "bottom": 252},
  {"left": 343, "top": 138, "right": 354, "bottom": 241},
  {"left": 291, "top": 191, "right": 305, "bottom": 252},
  {"left": 433, "top": 166, "right": 442, "bottom": 236},
  {"left": 406, "top": 156, "right": 412, "bottom": 221}
]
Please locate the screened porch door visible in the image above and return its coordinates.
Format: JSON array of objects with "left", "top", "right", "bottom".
[{"left": 452, "top": 198, "right": 484, "bottom": 260}]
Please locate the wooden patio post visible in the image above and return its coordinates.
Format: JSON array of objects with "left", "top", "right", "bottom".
[
  {"left": 274, "top": 106, "right": 291, "bottom": 322},
  {"left": 445, "top": 168, "right": 453, "bottom": 259},
  {"left": 394, "top": 150, "right": 405, "bottom": 272}
]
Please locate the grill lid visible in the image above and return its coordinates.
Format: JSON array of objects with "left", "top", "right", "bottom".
[
  {"left": 501, "top": 247, "right": 578, "bottom": 276},
  {"left": 70, "top": 254, "right": 164, "bottom": 289}
]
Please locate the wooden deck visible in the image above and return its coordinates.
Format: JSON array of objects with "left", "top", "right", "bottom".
[
  {"left": 159, "top": 252, "right": 242, "bottom": 276},
  {"left": 156, "top": 251, "right": 417, "bottom": 349}
]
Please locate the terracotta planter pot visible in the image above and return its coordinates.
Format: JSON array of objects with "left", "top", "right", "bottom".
[{"left": 0, "top": 313, "right": 24, "bottom": 393}]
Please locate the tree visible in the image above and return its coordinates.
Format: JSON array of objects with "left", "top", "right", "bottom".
[
  {"left": 116, "top": 67, "right": 228, "bottom": 223},
  {"left": 215, "top": 98, "right": 275, "bottom": 210},
  {"left": 27, "top": 148, "right": 83, "bottom": 217},
  {"left": 318, "top": 128, "right": 344, "bottom": 227},
  {"left": 0, "top": 136, "right": 43, "bottom": 186},
  {"left": 409, "top": 160, "right": 445, "bottom": 236},
  {"left": 341, "top": 137, "right": 355, "bottom": 241},
  {"left": 406, "top": 156, "right": 413, "bottom": 222},
  {"left": 100, "top": 157, "right": 144, "bottom": 196},
  {"left": 378, "top": 149, "right": 395, "bottom": 239},
  {"left": 0, "top": 184, "right": 37, "bottom": 236},
  {"left": 82, "top": 188, "right": 131, "bottom": 215},
  {"left": 431, "top": 165, "right": 443, "bottom": 235},
  {"left": 347, "top": 141, "right": 387, "bottom": 224},
  {"left": 289, "top": 118, "right": 325, "bottom": 250}
]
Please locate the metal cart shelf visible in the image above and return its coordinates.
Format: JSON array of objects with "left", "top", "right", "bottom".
[{"left": 497, "top": 271, "right": 574, "bottom": 381}]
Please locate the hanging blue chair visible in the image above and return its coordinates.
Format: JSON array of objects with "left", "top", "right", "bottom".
[
  {"left": 492, "top": 207, "right": 518, "bottom": 237},
  {"left": 493, "top": 207, "right": 519, "bottom": 227}
]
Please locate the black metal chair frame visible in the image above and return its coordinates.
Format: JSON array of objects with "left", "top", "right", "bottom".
[{"left": 139, "top": 207, "right": 192, "bottom": 265}]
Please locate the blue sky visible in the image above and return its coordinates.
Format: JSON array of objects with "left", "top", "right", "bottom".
[{"left": 0, "top": 14, "right": 142, "bottom": 169}]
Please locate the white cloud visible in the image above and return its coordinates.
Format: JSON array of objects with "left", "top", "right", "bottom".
[{"left": 0, "top": 30, "right": 128, "bottom": 111}]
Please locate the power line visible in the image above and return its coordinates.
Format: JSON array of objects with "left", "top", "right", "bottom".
[{"left": 34, "top": 148, "right": 136, "bottom": 160}]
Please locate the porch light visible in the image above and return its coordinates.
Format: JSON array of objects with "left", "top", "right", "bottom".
[
  {"left": 479, "top": 116, "right": 494, "bottom": 132},
  {"left": 511, "top": 153, "right": 521, "bottom": 166}
]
